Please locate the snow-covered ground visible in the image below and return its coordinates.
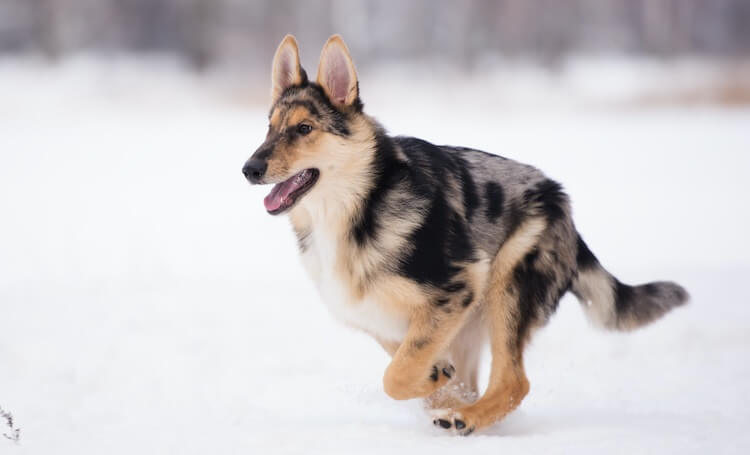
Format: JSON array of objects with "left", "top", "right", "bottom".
[{"left": 1, "top": 58, "right": 749, "bottom": 454}]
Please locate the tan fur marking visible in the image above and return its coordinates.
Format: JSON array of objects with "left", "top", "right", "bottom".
[
  {"left": 264, "top": 148, "right": 291, "bottom": 181},
  {"left": 367, "top": 276, "right": 429, "bottom": 312},
  {"left": 286, "top": 107, "right": 311, "bottom": 128},
  {"left": 490, "top": 217, "right": 547, "bottom": 284},
  {"left": 269, "top": 108, "right": 281, "bottom": 128},
  {"left": 288, "top": 208, "right": 312, "bottom": 248}
]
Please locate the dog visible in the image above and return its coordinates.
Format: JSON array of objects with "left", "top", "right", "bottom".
[{"left": 242, "top": 34, "right": 688, "bottom": 435}]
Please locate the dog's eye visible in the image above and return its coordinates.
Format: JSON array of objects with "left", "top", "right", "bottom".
[{"left": 297, "top": 123, "right": 312, "bottom": 136}]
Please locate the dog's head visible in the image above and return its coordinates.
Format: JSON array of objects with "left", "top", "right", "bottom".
[{"left": 243, "top": 34, "right": 370, "bottom": 215}]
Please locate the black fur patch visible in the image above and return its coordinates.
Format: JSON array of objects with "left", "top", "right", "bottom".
[
  {"left": 456, "top": 157, "right": 480, "bottom": 221},
  {"left": 510, "top": 248, "right": 569, "bottom": 349},
  {"left": 400, "top": 189, "right": 471, "bottom": 286},
  {"left": 485, "top": 181, "right": 505, "bottom": 222},
  {"left": 443, "top": 282, "right": 466, "bottom": 293},
  {"left": 252, "top": 144, "right": 274, "bottom": 161},
  {"left": 524, "top": 179, "right": 567, "bottom": 222},
  {"left": 351, "top": 133, "right": 408, "bottom": 246},
  {"left": 614, "top": 280, "right": 636, "bottom": 315},
  {"left": 512, "top": 251, "right": 546, "bottom": 348},
  {"left": 643, "top": 283, "right": 661, "bottom": 296},
  {"left": 446, "top": 216, "right": 474, "bottom": 262},
  {"left": 397, "top": 138, "right": 475, "bottom": 287},
  {"left": 576, "top": 235, "right": 599, "bottom": 270},
  {"left": 462, "top": 292, "right": 474, "bottom": 307},
  {"left": 435, "top": 297, "right": 450, "bottom": 306}
]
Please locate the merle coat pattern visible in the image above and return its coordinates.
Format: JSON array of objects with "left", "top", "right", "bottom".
[{"left": 242, "top": 34, "right": 688, "bottom": 435}]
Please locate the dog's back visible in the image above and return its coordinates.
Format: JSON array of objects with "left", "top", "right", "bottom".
[{"left": 392, "top": 136, "right": 687, "bottom": 331}]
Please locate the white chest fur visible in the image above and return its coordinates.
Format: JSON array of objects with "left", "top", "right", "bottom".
[{"left": 300, "top": 226, "right": 409, "bottom": 342}]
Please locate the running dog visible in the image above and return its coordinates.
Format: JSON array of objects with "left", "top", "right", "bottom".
[{"left": 242, "top": 34, "right": 688, "bottom": 435}]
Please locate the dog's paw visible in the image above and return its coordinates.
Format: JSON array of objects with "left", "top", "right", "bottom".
[
  {"left": 384, "top": 360, "right": 455, "bottom": 400},
  {"left": 431, "top": 408, "right": 476, "bottom": 436},
  {"left": 429, "top": 361, "right": 455, "bottom": 383}
]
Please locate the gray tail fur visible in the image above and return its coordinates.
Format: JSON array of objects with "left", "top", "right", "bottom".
[{"left": 570, "top": 235, "right": 689, "bottom": 331}]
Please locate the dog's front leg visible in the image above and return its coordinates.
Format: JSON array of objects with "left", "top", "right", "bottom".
[{"left": 382, "top": 306, "right": 470, "bottom": 400}]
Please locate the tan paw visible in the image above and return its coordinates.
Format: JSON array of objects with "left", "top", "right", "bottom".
[{"left": 430, "top": 408, "right": 476, "bottom": 436}]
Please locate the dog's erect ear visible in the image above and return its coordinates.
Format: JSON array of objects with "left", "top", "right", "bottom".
[
  {"left": 271, "top": 34, "right": 304, "bottom": 102},
  {"left": 316, "top": 35, "right": 358, "bottom": 108}
]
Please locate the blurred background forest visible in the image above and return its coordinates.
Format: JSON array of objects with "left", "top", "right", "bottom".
[{"left": 2, "top": 0, "right": 749, "bottom": 69}]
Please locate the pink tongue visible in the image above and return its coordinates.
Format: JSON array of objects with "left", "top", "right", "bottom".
[{"left": 263, "top": 171, "right": 308, "bottom": 212}]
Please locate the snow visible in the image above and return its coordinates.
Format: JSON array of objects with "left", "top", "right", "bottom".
[{"left": 1, "top": 57, "right": 749, "bottom": 454}]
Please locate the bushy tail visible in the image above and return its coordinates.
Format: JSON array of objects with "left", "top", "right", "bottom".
[{"left": 571, "top": 235, "right": 688, "bottom": 331}]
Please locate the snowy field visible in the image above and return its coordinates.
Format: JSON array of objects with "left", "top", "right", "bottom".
[{"left": 1, "top": 58, "right": 749, "bottom": 454}]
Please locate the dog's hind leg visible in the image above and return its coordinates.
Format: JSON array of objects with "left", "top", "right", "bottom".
[
  {"left": 431, "top": 216, "right": 549, "bottom": 434},
  {"left": 431, "top": 289, "right": 531, "bottom": 434}
]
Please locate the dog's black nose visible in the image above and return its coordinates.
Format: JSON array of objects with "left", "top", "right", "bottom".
[{"left": 242, "top": 159, "right": 267, "bottom": 183}]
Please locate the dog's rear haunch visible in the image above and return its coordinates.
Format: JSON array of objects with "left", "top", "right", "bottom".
[{"left": 242, "top": 34, "right": 688, "bottom": 435}]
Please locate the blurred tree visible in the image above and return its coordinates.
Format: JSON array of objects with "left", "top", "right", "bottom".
[
  {"left": 29, "top": 0, "right": 61, "bottom": 59},
  {"left": 179, "top": 0, "right": 219, "bottom": 70},
  {"left": 1, "top": 0, "right": 749, "bottom": 67}
]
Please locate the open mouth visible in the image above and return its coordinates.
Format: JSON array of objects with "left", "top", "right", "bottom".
[{"left": 263, "top": 168, "right": 320, "bottom": 215}]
